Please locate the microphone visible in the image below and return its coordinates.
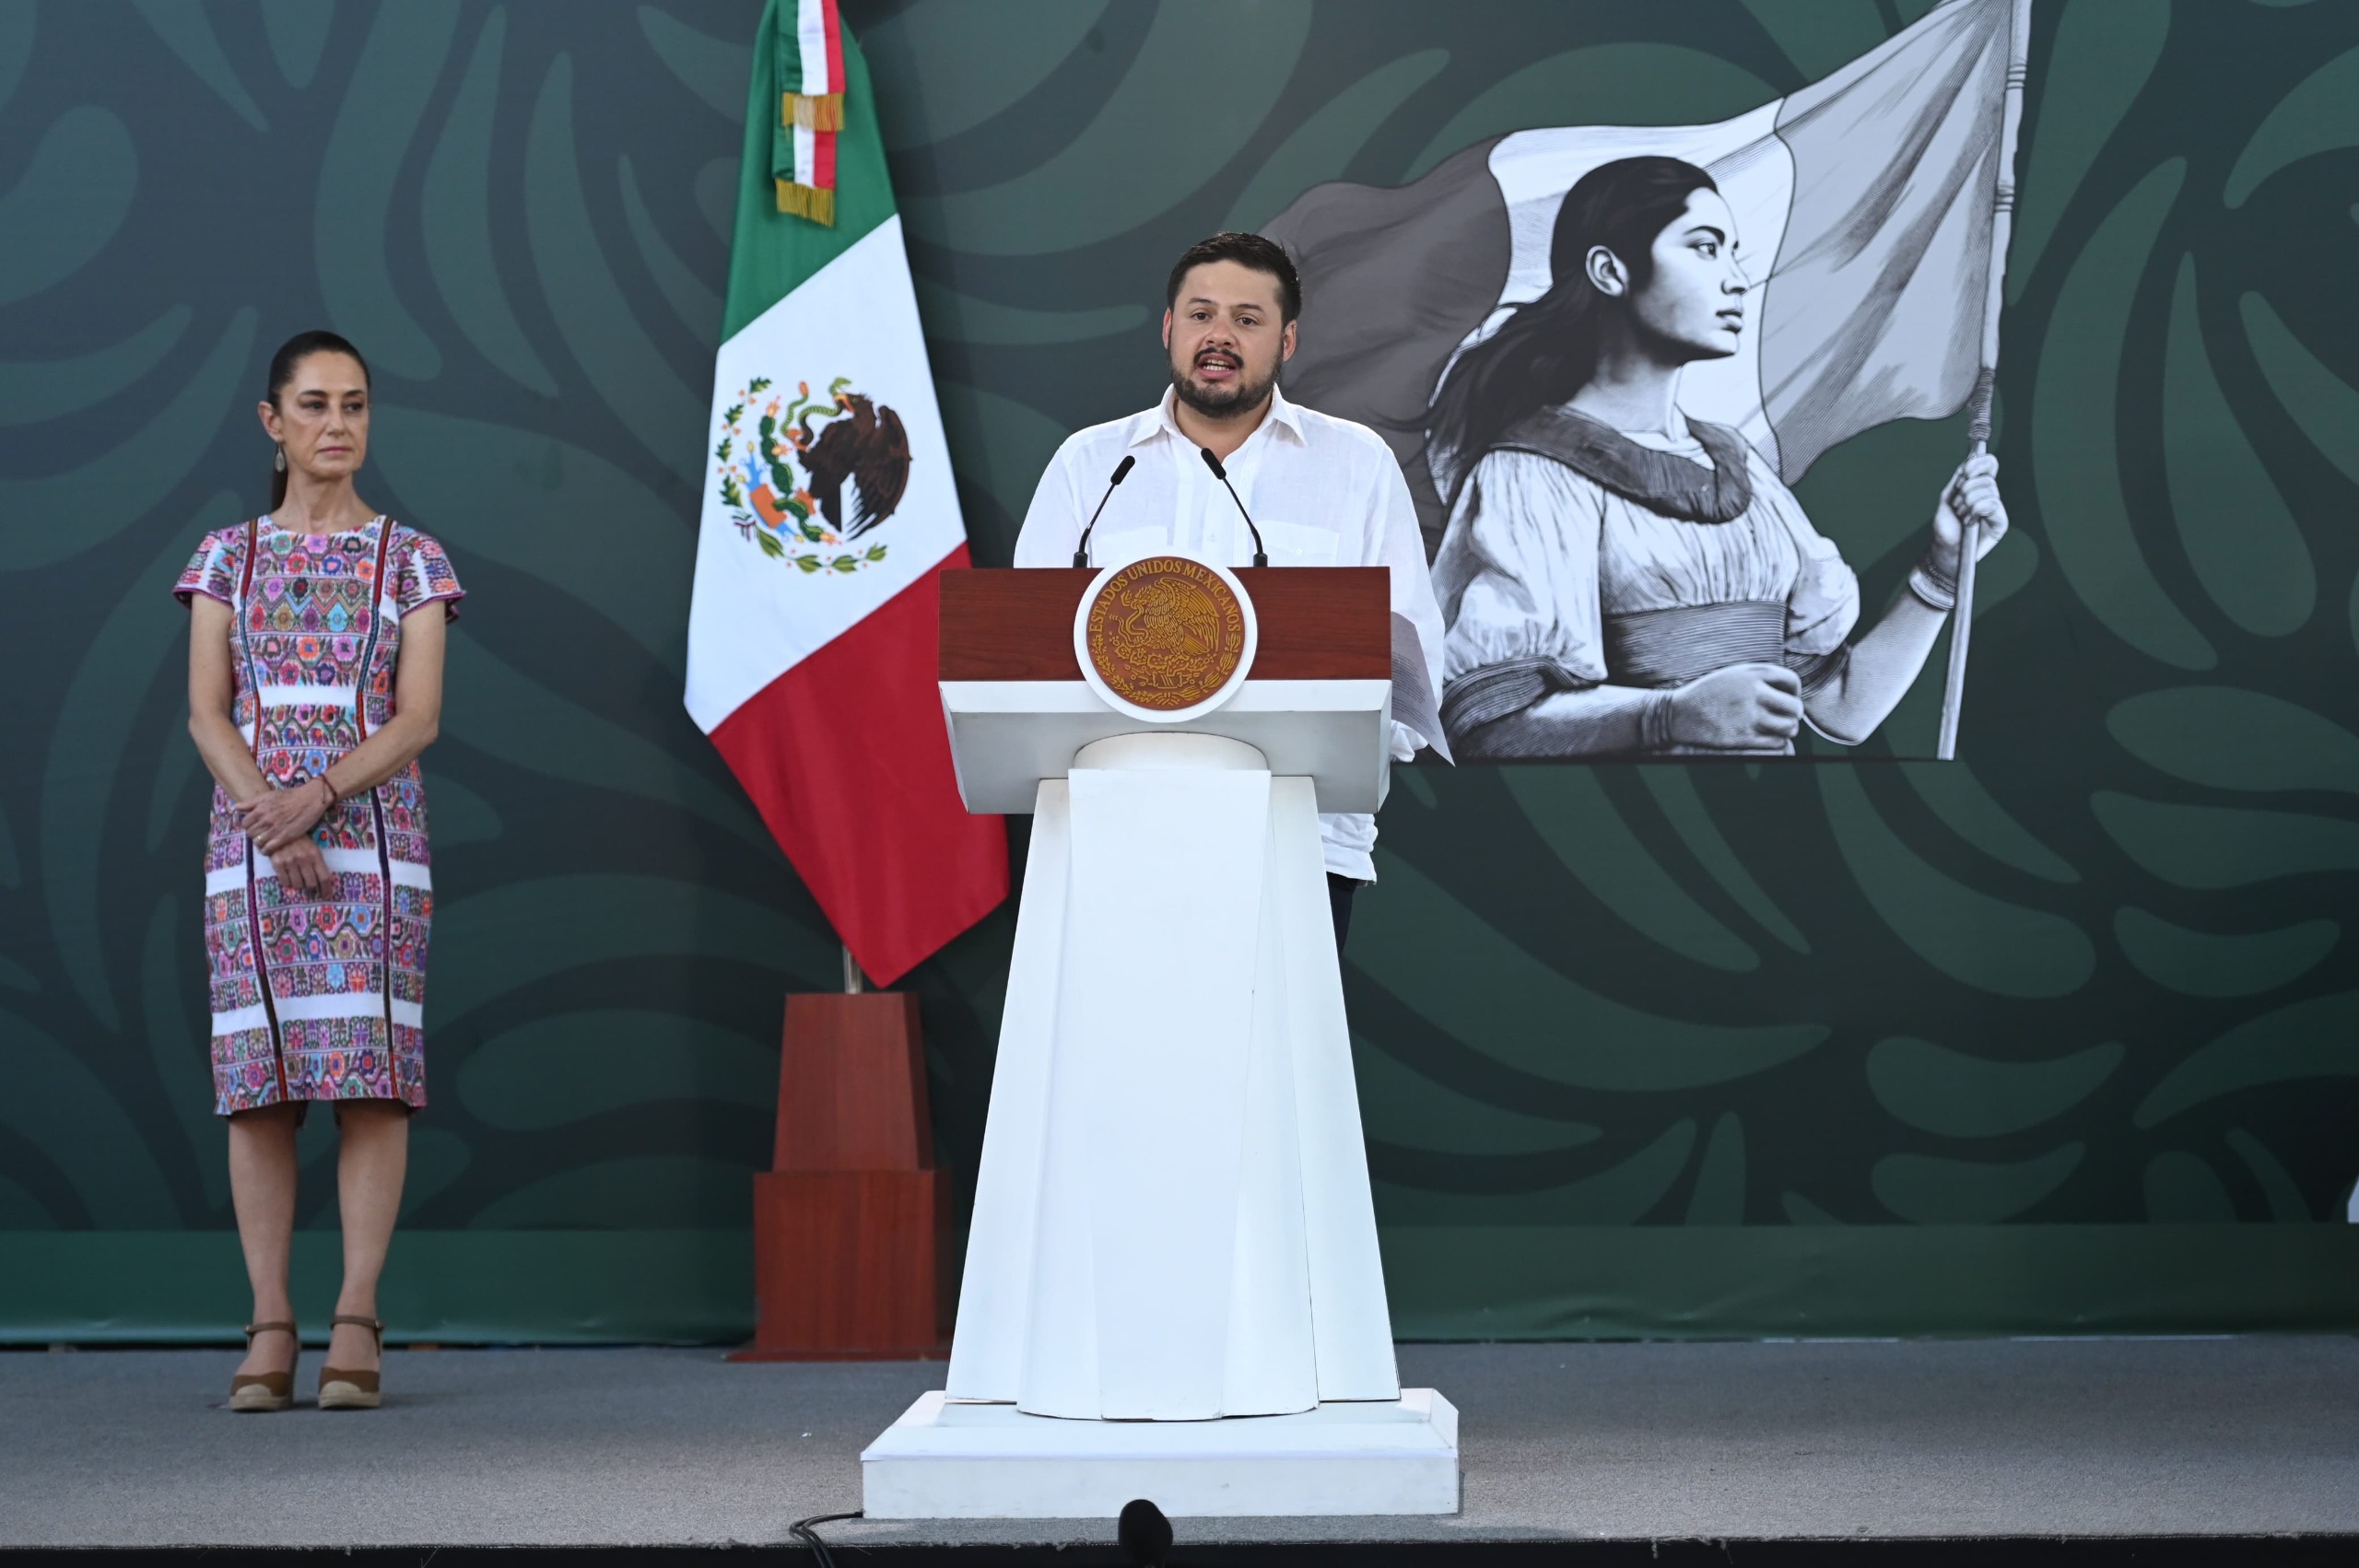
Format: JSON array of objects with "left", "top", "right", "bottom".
[
  {"left": 1072, "top": 454, "right": 1136, "bottom": 568},
  {"left": 1117, "top": 1498, "right": 1171, "bottom": 1566},
  {"left": 1199, "top": 447, "right": 1267, "bottom": 567}
]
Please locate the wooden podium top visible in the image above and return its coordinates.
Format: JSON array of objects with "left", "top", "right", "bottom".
[
  {"left": 936, "top": 566, "right": 1395, "bottom": 813},
  {"left": 939, "top": 567, "right": 1391, "bottom": 683}
]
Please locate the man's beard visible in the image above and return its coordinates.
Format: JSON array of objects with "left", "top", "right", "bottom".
[{"left": 1171, "top": 352, "right": 1277, "bottom": 419}]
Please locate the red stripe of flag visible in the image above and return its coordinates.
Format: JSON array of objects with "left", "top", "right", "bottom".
[
  {"left": 707, "top": 546, "right": 1006, "bottom": 986},
  {"left": 813, "top": 0, "right": 841, "bottom": 190},
  {"left": 818, "top": 0, "right": 843, "bottom": 93}
]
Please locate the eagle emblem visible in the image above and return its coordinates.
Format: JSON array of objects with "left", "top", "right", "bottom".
[
  {"left": 713, "top": 376, "right": 911, "bottom": 574},
  {"left": 1081, "top": 556, "right": 1250, "bottom": 712}
]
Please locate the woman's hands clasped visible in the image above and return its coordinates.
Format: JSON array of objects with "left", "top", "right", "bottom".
[
  {"left": 238, "top": 778, "right": 336, "bottom": 896},
  {"left": 269, "top": 838, "right": 334, "bottom": 897},
  {"left": 239, "top": 777, "right": 331, "bottom": 853}
]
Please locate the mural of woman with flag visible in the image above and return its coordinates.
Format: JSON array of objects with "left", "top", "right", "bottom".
[
  {"left": 1426, "top": 155, "right": 2009, "bottom": 760},
  {"left": 1269, "top": 0, "right": 2032, "bottom": 762}
]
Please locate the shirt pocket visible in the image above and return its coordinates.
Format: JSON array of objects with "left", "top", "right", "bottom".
[{"left": 1257, "top": 518, "right": 1342, "bottom": 566}]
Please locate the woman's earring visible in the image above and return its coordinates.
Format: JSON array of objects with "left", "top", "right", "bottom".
[{"left": 274, "top": 443, "right": 287, "bottom": 474}]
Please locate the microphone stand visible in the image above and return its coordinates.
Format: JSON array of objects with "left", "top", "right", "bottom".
[
  {"left": 1198, "top": 447, "right": 1267, "bottom": 568},
  {"left": 1072, "top": 455, "right": 1136, "bottom": 568}
]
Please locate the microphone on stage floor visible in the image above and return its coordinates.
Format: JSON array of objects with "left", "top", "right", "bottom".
[
  {"left": 1072, "top": 454, "right": 1137, "bottom": 568},
  {"left": 1199, "top": 446, "right": 1268, "bottom": 568},
  {"left": 1118, "top": 1498, "right": 1172, "bottom": 1566}
]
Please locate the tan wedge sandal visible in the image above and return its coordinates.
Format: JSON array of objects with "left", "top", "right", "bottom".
[
  {"left": 229, "top": 1321, "right": 299, "bottom": 1412},
  {"left": 317, "top": 1315, "right": 384, "bottom": 1410}
]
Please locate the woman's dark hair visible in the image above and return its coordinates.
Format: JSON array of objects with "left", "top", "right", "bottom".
[
  {"left": 265, "top": 330, "right": 371, "bottom": 509},
  {"left": 1167, "top": 231, "right": 1303, "bottom": 324},
  {"left": 1426, "top": 157, "right": 1717, "bottom": 495}
]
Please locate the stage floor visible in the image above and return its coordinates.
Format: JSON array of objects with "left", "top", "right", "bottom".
[{"left": 3, "top": 1338, "right": 2355, "bottom": 1550}]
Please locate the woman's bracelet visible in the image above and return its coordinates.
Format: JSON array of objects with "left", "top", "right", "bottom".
[
  {"left": 313, "top": 774, "right": 340, "bottom": 813},
  {"left": 1907, "top": 554, "right": 1959, "bottom": 613}
]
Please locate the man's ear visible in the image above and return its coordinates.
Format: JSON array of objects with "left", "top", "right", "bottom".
[
  {"left": 1280, "top": 320, "right": 1297, "bottom": 362},
  {"left": 1161, "top": 309, "right": 1173, "bottom": 350},
  {"left": 1585, "top": 244, "right": 1629, "bottom": 298}
]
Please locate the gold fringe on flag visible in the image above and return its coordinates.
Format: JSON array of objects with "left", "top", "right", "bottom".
[
  {"left": 781, "top": 91, "right": 845, "bottom": 132},
  {"left": 775, "top": 179, "right": 836, "bottom": 226}
]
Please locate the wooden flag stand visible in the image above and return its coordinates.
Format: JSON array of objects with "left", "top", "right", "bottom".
[{"left": 729, "top": 989, "right": 949, "bottom": 1361}]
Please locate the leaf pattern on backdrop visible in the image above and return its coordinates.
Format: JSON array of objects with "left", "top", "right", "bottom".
[{"left": 2, "top": 1, "right": 2356, "bottom": 1241}]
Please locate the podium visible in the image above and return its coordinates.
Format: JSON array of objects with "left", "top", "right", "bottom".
[{"left": 860, "top": 558, "right": 1459, "bottom": 1518}]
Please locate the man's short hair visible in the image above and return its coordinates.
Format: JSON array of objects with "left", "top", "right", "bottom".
[{"left": 1166, "top": 232, "right": 1302, "bottom": 324}]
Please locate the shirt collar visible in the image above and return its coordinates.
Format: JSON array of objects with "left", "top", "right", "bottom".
[
  {"left": 1131, "top": 382, "right": 1309, "bottom": 451},
  {"left": 1264, "top": 382, "right": 1308, "bottom": 444}
]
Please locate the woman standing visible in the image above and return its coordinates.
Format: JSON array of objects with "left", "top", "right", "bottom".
[
  {"left": 1427, "top": 156, "right": 2007, "bottom": 759},
  {"left": 176, "top": 331, "right": 462, "bottom": 1410}
]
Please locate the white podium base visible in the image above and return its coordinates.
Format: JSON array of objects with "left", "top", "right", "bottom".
[
  {"left": 861, "top": 1389, "right": 1461, "bottom": 1519},
  {"left": 948, "top": 735, "right": 1402, "bottom": 1420}
]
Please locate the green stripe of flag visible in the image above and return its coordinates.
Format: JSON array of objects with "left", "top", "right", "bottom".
[{"left": 722, "top": 0, "right": 894, "bottom": 342}]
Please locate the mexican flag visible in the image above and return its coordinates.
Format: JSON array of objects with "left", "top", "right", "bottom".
[{"left": 685, "top": 0, "right": 1005, "bottom": 986}]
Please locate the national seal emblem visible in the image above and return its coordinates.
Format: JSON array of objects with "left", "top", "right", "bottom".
[
  {"left": 712, "top": 375, "right": 910, "bottom": 575},
  {"left": 1082, "top": 556, "right": 1250, "bottom": 712}
]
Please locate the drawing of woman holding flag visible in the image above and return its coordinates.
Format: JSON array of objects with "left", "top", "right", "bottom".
[{"left": 1426, "top": 156, "right": 2010, "bottom": 761}]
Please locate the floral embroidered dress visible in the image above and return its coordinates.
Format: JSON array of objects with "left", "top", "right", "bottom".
[{"left": 174, "top": 516, "right": 464, "bottom": 1115}]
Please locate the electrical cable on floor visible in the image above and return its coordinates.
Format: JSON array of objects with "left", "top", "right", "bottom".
[{"left": 790, "top": 1509, "right": 862, "bottom": 1566}]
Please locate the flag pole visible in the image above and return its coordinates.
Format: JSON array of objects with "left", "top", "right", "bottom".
[{"left": 1936, "top": 0, "right": 2033, "bottom": 761}]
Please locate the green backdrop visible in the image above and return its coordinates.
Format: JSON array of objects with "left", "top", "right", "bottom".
[{"left": 3, "top": 0, "right": 2355, "bottom": 1343}]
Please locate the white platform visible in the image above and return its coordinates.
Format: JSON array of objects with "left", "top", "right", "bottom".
[{"left": 860, "top": 1389, "right": 1461, "bottom": 1519}]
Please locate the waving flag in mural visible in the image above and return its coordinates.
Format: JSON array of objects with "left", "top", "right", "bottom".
[
  {"left": 1269, "top": 0, "right": 2028, "bottom": 762},
  {"left": 685, "top": 0, "right": 1005, "bottom": 984}
]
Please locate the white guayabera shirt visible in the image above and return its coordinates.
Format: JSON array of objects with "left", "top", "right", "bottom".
[{"left": 1014, "top": 383, "right": 1447, "bottom": 882}]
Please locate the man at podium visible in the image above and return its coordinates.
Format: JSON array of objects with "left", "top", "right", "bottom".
[
  {"left": 1011, "top": 232, "right": 1445, "bottom": 941},
  {"left": 929, "top": 231, "right": 1455, "bottom": 1442}
]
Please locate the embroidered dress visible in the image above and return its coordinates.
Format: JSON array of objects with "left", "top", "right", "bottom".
[
  {"left": 174, "top": 517, "right": 464, "bottom": 1116},
  {"left": 1430, "top": 406, "right": 1860, "bottom": 758}
]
